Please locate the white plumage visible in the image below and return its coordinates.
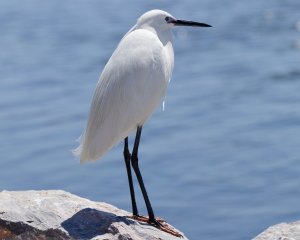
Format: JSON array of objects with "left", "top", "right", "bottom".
[
  {"left": 74, "top": 10, "right": 175, "bottom": 162},
  {"left": 73, "top": 9, "right": 211, "bottom": 236}
]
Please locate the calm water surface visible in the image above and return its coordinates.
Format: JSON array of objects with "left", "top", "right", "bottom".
[{"left": 1, "top": 1, "right": 300, "bottom": 239}]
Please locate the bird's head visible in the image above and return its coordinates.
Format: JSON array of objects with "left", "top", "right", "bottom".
[{"left": 136, "top": 9, "right": 212, "bottom": 33}]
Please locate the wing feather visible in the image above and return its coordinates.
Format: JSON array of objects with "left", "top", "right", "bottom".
[{"left": 74, "top": 29, "right": 170, "bottom": 162}]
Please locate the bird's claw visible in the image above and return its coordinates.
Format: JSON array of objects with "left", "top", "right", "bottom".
[
  {"left": 149, "top": 219, "right": 183, "bottom": 238},
  {"left": 128, "top": 215, "right": 182, "bottom": 238},
  {"left": 128, "top": 214, "right": 149, "bottom": 222}
]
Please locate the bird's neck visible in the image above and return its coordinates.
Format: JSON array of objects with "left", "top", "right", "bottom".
[
  {"left": 157, "top": 30, "right": 173, "bottom": 47},
  {"left": 141, "top": 26, "right": 173, "bottom": 46}
]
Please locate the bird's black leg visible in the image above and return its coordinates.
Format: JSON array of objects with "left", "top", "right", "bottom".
[
  {"left": 123, "top": 137, "right": 138, "bottom": 216},
  {"left": 131, "top": 126, "right": 156, "bottom": 223},
  {"left": 130, "top": 127, "right": 184, "bottom": 238}
]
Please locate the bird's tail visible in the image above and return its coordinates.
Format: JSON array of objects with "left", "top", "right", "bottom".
[
  {"left": 72, "top": 134, "right": 89, "bottom": 163},
  {"left": 72, "top": 129, "right": 118, "bottom": 163}
]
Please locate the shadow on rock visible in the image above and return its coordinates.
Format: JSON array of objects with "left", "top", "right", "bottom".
[{"left": 61, "top": 208, "right": 133, "bottom": 239}]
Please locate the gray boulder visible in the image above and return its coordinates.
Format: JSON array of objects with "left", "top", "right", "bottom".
[
  {"left": 0, "top": 190, "right": 187, "bottom": 240},
  {"left": 253, "top": 221, "right": 300, "bottom": 240}
]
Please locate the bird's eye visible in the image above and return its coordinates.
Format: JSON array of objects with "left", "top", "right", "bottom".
[{"left": 165, "top": 16, "right": 171, "bottom": 22}]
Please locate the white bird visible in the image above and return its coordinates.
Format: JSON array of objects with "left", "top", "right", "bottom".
[{"left": 74, "top": 9, "right": 211, "bottom": 236}]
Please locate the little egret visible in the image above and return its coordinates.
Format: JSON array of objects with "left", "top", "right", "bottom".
[{"left": 74, "top": 9, "right": 211, "bottom": 236}]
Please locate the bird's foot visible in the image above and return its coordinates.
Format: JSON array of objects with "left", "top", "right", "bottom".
[
  {"left": 128, "top": 214, "right": 166, "bottom": 223},
  {"left": 149, "top": 218, "right": 183, "bottom": 238},
  {"left": 128, "top": 214, "right": 149, "bottom": 223},
  {"left": 128, "top": 215, "right": 182, "bottom": 238}
]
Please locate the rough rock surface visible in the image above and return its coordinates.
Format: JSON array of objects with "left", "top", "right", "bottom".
[
  {"left": 0, "top": 190, "right": 187, "bottom": 240},
  {"left": 253, "top": 221, "right": 300, "bottom": 240}
]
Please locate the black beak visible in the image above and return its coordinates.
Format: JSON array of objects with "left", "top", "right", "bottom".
[{"left": 174, "top": 19, "right": 212, "bottom": 27}]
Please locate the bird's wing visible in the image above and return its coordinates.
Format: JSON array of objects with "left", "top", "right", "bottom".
[{"left": 74, "top": 29, "right": 170, "bottom": 162}]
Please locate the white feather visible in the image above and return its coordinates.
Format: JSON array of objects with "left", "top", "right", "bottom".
[{"left": 73, "top": 10, "right": 175, "bottom": 162}]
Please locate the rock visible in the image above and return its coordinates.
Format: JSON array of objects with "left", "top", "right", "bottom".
[
  {"left": 0, "top": 190, "right": 187, "bottom": 240},
  {"left": 253, "top": 221, "right": 300, "bottom": 240}
]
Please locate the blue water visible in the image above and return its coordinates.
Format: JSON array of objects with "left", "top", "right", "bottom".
[{"left": 1, "top": 1, "right": 300, "bottom": 239}]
